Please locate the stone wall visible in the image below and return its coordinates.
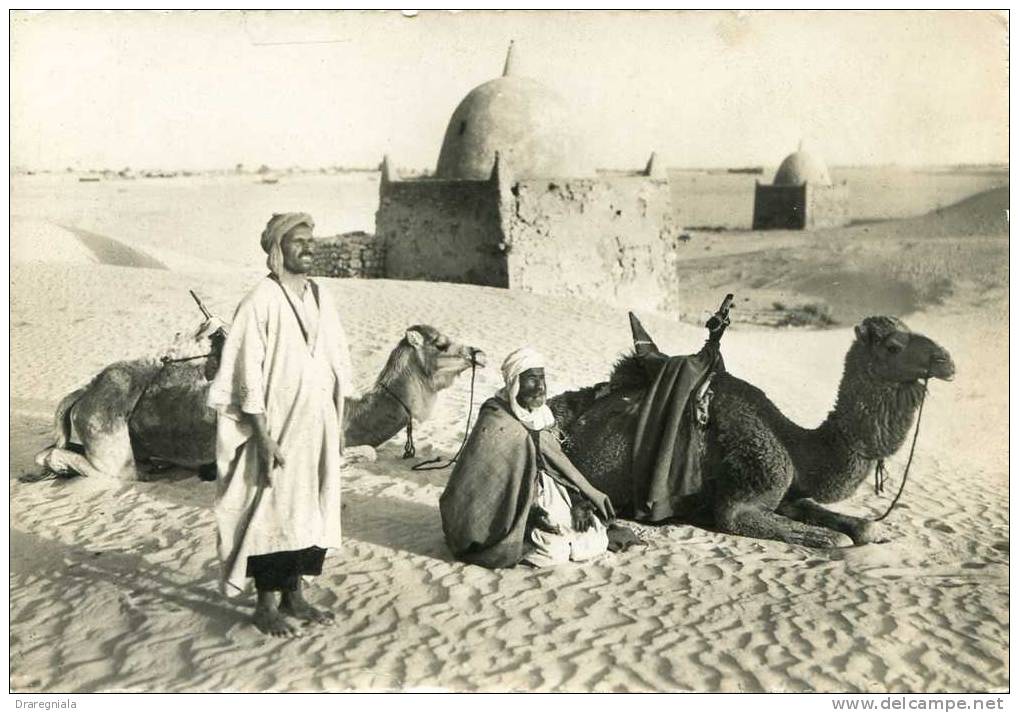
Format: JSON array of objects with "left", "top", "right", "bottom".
[
  {"left": 501, "top": 176, "right": 683, "bottom": 313},
  {"left": 307, "top": 231, "right": 386, "bottom": 278},
  {"left": 376, "top": 176, "right": 509, "bottom": 287}
]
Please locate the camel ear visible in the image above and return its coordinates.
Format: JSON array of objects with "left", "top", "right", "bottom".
[
  {"left": 854, "top": 322, "right": 871, "bottom": 343},
  {"left": 405, "top": 329, "right": 425, "bottom": 348}
]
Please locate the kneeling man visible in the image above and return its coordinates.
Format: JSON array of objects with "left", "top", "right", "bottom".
[{"left": 440, "top": 347, "right": 614, "bottom": 568}]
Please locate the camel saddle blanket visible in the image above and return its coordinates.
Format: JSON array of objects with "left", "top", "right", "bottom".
[{"left": 630, "top": 343, "right": 722, "bottom": 522}]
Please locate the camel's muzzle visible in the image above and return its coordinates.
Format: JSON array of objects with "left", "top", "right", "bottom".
[{"left": 929, "top": 352, "right": 956, "bottom": 381}]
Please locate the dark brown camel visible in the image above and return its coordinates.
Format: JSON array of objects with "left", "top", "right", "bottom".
[{"left": 549, "top": 314, "right": 955, "bottom": 548}]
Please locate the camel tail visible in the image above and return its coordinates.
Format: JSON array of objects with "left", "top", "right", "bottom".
[{"left": 52, "top": 387, "right": 86, "bottom": 448}]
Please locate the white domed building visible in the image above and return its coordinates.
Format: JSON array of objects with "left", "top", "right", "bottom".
[
  {"left": 752, "top": 148, "right": 849, "bottom": 230},
  {"left": 377, "top": 43, "right": 681, "bottom": 313},
  {"left": 434, "top": 52, "right": 593, "bottom": 181}
]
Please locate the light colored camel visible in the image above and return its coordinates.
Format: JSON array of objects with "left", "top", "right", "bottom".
[
  {"left": 549, "top": 315, "right": 955, "bottom": 548},
  {"left": 35, "top": 320, "right": 484, "bottom": 480}
]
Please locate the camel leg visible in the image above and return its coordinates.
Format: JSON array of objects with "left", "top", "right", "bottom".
[
  {"left": 709, "top": 423, "right": 850, "bottom": 548},
  {"left": 37, "top": 411, "right": 139, "bottom": 480},
  {"left": 778, "top": 499, "right": 888, "bottom": 545},
  {"left": 36, "top": 445, "right": 113, "bottom": 479},
  {"left": 715, "top": 502, "right": 854, "bottom": 549}
]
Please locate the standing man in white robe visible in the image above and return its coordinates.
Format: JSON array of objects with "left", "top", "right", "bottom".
[{"left": 208, "top": 212, "right": 353, "bottom": 637}]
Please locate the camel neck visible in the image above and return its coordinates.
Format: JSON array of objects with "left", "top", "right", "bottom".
[
  {"left": 343, "top": 365, "right": 440, "bottom": 447},
  {"left": 826, "top": 371, "right": 926, "bottom": 461}
]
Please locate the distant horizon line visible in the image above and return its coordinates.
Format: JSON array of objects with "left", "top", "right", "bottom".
[{"left": 10, "top": 161, "right": 1010, "bottom": 176}]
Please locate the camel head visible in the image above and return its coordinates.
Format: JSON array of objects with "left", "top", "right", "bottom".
[
  {"left": 851, "top": 316, "right": 955, "bottom": 384},
  {"left": 403, "top": 325, "right": 486, "bottom": 390},
  {"left": 193, "top": 316, "right": 229, "bottom": 381},
  {"left": 194, "top": 316, "right": 229, "bottom": 345}
]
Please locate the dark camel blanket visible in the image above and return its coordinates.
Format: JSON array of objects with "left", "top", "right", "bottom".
[
  {"left": 439, "top": 397, "right": 595, "bottom": 569},
  {"left": 630, "top": 343, "right": 722, "bottom": 522}
]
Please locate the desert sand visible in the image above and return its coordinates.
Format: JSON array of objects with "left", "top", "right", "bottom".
[{"left": 9, "top": 172, "right": 1008, "bottom": 692}]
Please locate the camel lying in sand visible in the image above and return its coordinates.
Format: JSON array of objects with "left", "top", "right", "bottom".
[
  {"left": 35, "top": 319, "right": 485, "bottom": 480},
  {"left": 549, "top": 315, "right": 955, "bottom": 548}
]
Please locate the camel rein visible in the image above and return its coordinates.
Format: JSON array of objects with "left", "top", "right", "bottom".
[
  {"left": 380, "top": 361, "right": 479, "bottom": 470},
  {"left": 871, "top": 372, "right": 930, "bottom": 522},
  {"left": 380, "top": 383, "right": 419, "bottom": 459}
]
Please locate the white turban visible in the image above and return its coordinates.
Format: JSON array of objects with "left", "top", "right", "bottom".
[{"left": 499, "top": 347, "right": 556, "bottom": 431}]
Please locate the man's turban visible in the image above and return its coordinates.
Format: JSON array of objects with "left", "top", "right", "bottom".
[
  {"left": 261, "top": 212, "right": 314, "bottom": 274},
  {"left": 501, "top": 347, "right": 546, "bottom": 388},
  {"left": 499, "top": 347, "right": 555, "bottom": 431}
]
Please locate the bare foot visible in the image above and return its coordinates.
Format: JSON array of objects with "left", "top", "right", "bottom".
[
  {"left": 280, "top": 587, "right": 335, "bottom": 626},
  {"left": 253, "top": 592, "right": 300, "bottom": 638}
]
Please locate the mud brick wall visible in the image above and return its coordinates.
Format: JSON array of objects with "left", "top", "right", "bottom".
[
  {"left": 501, "top": 176, "right": 683, "bottom": 313},
  {"left": 376, "top": 178, "right": 508, "bottom": 287},
  {"left": 752, "top": 183, "right": 807, "bottom": 229},
  {"left": 805, "top": 183, "right": 851, "bottom": 229},
  {"left": 752, "top": 182, "right": 850, "bottom": 230}
]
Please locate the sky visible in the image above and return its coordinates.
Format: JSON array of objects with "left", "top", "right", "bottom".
[{"left": 10, "top": 10, "right": 1009, "bottom": 171}]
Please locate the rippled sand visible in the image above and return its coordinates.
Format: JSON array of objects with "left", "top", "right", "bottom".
[{"left": 9, "top": 238, "right": 1007, "bottom": 690}]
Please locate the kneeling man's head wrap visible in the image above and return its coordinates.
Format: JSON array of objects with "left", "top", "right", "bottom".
[
  {"left": 261, "top": 212, "right": 314, "bottom": 275},
  {"left": 499, "top": 347, "right": 556, "bottom": 431}
]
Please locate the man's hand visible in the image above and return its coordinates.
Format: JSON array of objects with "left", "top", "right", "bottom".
[
  {"left": 589, "top": 490, "right": 616, "bottom": 522},
  {"left": 256, "top": 435, "right": 286, "bottom": 488}
]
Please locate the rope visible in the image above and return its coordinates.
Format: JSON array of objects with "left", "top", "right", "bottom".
[
  {"left": 126, "top": 345, "right": 218, "bottom": 430},
  {"left": 412, "top": 361, "right": 478, "bottom": 471},
  {"left": 380, "top": 383, "right": 417, "bottom": 459},
  {"left": 872, "top": 374, "right": 930, "bottom": 522}
]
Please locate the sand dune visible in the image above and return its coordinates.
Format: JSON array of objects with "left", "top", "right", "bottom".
[
  {"left": 9, "top": 234, "right": 1008, "bottom": 691},
  {"left": 59, "top": 225, "right": 168, "bottom": 270},
  {"left": 869, "top": 186, "right": 1009, "bottom": 239},
  {"left": 10, "top": 218, "right": 98, "bottom": 265},
  {"left": 670, "top": 187, "right": 1009, "bottom": 327}
]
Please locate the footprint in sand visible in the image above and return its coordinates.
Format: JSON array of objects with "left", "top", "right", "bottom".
[
  {"left": 923, "top": 519, "right": 955, "bottom": 534},
  {"left": 991, "top": 541, "right": 1008, "bottom": 554}
]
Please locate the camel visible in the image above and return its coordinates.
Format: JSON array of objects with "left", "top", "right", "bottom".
[
  {"left": 549, "top": 314, "right": 955, "bottom": 548},
  {"left": 35, "top": 318, "right": 485, "bottom": 481}
]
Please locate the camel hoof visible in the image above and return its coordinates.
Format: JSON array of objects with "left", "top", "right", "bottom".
[
  {"left": 35, "top": 447, "right": 73, "bottom": 475},
  {"left": 342, "top": 445, "right": 377, "bottom": 465},
  {"left": 853, "top": 520, "right": 890, "bottom": 545},
  {"left": 829, "top": 531, "right": 855, "bottom": 548},
  {"left": 34, "top": 447, "right": 53, "bottom": 468},
  {"left": 788, "top": 530, "right": 853, "bottom": 549}
]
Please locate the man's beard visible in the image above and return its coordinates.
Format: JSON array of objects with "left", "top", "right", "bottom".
[
  {"left": 285, "top": 254, "right": 312, "bottom": 274},
  {"left": 517, "top": 394, "right": 546, "bottom": 411}
]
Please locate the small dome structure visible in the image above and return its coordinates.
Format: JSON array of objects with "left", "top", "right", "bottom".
[
  {"left": 435, "top": 42, "right": 590, "bottom": 180},
  {"left": 773, "top": 150, "right": 832, "bottom": 186}
]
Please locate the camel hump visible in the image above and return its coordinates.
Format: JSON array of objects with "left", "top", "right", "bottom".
[{"left": 629, "top": 312, "right": 660, "bottom": 357}]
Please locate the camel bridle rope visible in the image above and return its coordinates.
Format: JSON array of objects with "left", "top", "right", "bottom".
[
  {"left": 380, "top": 383, "right": 418, "bottom": 459},
  {"left": 871, "top": 370, "right": 931, "bottom": 522},
  {"left": 379, "top": 360, "right": 480, "bottom": 470},
  {"left": 411, "top": 361, "right": 479, "bottom": 472}
]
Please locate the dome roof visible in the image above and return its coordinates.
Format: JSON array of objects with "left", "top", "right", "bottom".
[
  {"left": 773, "top": 150, "right": 832, "bottom": 186},
  {"left": 435, "top": 47, "right": 590, "bottom": 180}
]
